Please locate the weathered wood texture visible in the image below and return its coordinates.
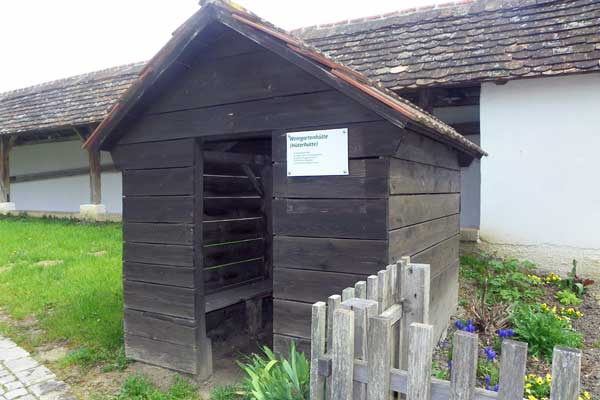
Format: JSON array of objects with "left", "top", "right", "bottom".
[
  {"left": 88, "top": 149, "right": 102, "bottom": 204},
  {"left": 0, "top": 136, "right": 14, "bottom": 202}
]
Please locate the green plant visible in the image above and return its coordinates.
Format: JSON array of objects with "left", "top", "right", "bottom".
[
  {"left": 237, "top": 344, "right": 310, "bottom": 400},
  {"left": 211, "top": 385, "right": 243, "bottom": 400},
  {"left": 431, "top": 360, "right": 450, "bottom": 380},
  {"left": 555, "top": 289, "right": 583, "bottom": 306},
  {"left": 511, "top": 304, "right": 583, "bottom": 361},
  {"left": 558, "top": 260, "right": 595, "bottom": 297},
  {"left": 477, "top": 360, "right": 499, "bottom": 389},
  {"left": 111, "top": 374, "right": 198, "bottom": 400},
  {"left": 524, "top": 373, "right": 552, "bottom": 399}
]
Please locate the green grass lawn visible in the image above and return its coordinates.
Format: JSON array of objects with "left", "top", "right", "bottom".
[{"left": 0, "top": 215, "right": 124, "bottom": 367}]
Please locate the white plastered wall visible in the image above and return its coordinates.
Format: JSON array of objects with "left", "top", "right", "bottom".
[
  {"left": 10, "top": 140, "right": 122, "bottom": 213},
  {"left": 479, "top": 73, "right": 600, "bottom": 276}
]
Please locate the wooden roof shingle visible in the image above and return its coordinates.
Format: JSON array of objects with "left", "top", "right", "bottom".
[
  {"left": 294, "top": 0, "right": 600, "bottom": 90},
  {"left": 0, "top": 62, "right": 144, "bottom": 136}
]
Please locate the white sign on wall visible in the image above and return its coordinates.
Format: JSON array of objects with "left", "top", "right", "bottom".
[{"left": 286, "top": 128, "right": 349, "bottom": 177}]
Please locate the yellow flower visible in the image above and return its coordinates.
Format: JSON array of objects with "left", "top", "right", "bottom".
[
  {"left": 583, "top": 391, "right": 591, "bottom": 400},
  {"left": 525, "top": 383, "right": 532, "bottom": 388},
  {"left": 568, "top": 308, "right": 575, "bottom": 314},
  {"left": 529, "top": 395, "right": 538, "bottom": 400},
  {"left": 546, "top": 373, "right": 552, "bottom": 382},
  {"left": 536, "top": 377, "right": 544, "bottom": 385},
  {"left": 552, "top": 306, "right": 557, "bottom": 314}
]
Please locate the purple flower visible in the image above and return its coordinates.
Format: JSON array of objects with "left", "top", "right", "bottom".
[
  {"left": 455, "top": 320, "right": 464, "bottom": 330},
  {"left": 498, "top": 329, "right": 515, "bottom": 338},
  {"left": 447, "top": 360, "right": 453, "bottom": 370},
  {"left": 486, "top": 385, "right": 491, "bottom": 391},
  {"left": 485, "top": 375, "right": 491, "bottom": 385},
  {"left": 484, "top": 346, "right": 496, "bottom": 362},
  {"left": 506, "top": 329, "right": 514, "bottom": 337},
  {"left": 494, "top": 384, "right": 499, "bottom": 392}
]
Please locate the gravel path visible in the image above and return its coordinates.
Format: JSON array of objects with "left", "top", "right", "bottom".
[{"left": 0, "top": 337, "right": 75, "bottom": 400}]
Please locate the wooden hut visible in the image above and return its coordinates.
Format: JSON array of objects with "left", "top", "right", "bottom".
[{"left": 85, "top": 0, "right": 485, "bottom": 378}]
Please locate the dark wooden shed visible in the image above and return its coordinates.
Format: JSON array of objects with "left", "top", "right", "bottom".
[{"left": 85, "top": 0, "right": 485, "bottom": 378}]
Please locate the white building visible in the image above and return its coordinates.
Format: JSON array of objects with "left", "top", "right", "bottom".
[{"left": 1, "top": 0, "right": 599, "bottom": 273}]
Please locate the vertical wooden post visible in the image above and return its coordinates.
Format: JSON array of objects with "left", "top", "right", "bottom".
[
  {"left": 193, "top": 139, "right": 213, "bottom": 379},
  {"left": 88, "top": 149, "right": 102, "bottom": 204},
  {"left": 450, "top": 331, "right": 478, "bottom": 400},
  {"left": 342, "top": 287, "right": 356, "bottom": 302},
  {"left": 0, "top": 136, "right": 14, "bottom": 203},
  {"left": 310, "top": 302, "right": 327, "bottom": 400},
  {"left": 400, "top": 263, "right": 430, "bottom": 369},
  {"left": 498, "top": 340, "right": 528, "bottom": 400},
  {"left": 550, "top": 347, "right": 581, "bottom": 400},
  {"left": 327, "top": 294, "right": 341, "bottom": 352},
  {"left": 331, "top": 308, "right": 354, "bottom": 400},
  {"left": 367, "top": 275, "right": 378, "bottom": 303},
  {"left": 407, "top": 323, "right": 433, "bottom": 400},
  {"left": 367, "top": 315, "right": 392, "bottom": 400},
  {"left": 354, "top": 281, "right": 366, "bottom": 299},
  {"left": 245, "top": 298, "right": 262, "bottom": 338}
]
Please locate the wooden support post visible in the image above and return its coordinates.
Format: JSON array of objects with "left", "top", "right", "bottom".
[
  {"left": 498, "top": 340, "right": 528, "bottom": 400},
  {"left": 400, "top": 262, "right": 430, "bottom": 369},
  {"left": 245, "top": 298, "right": 263, "bottom": 338},
  {"left": 354, "top": 281, "right": 367, "bottom": 299},
  {"left": 450, "top": 331, "right": 478, "bottom": 400},
  {"left": 88, "top": 149, "right": 102, "bottom": 204},
  {"left": 550, "top": 347, "right": 581, "bottom": 400},
  {"left": 327, "top": 294, "right": 341, "bottom": 352},
  {"left": 193, "top": 139, "right": 213, "bottom": 379},
  {"left": 408, "top": 323, "right": 434, "bottom": 400},
  {"left": 366, "top": 275, "right": 378, "bottom": 303},
  {"left": 331, "top": 308, "right": 354, "bottom": 400},
  {"left": 0, "top": 136, "right": 14, "bottom": 203},
  {"left": 310, "top": 302, "right": 327, "bottom": 400}
]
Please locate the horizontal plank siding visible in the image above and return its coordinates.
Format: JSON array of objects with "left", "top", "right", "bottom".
[
  {"left": 204, "top": 197, "right": 262, "bottom": 221},
  {"left": 124, "top": 309, "right": 196, "bottom": 346},
  {"left": 123, "top": 196, "right": 193, "bottom": 223},
  {"left": 204, "top": 239, "right": 264, "bottom": 268},
  {"left": 124, "top": 243, "right": 193, "bottom": 267},
  {"left": 123, "top": 168, "right": 194, "bottom": 196},
  {"left": 273, "top": 198, "right": 387, "bottom": 239},
  {"left": 388, "top": 193, "right": 460, "bottom": 230},
  {"left": 271, "top": 120, "right": 400, "bottom": 161},
  {"left": 123, "top": 223, "right": 193, "bottom": 245},
  {"left": 273, "top": 236, "right": 387, "bottom": 275},
  {"left": 124, "top": 263, "right": 194, "bottom": 288},
  {"left": 429, "top": 260, "right": 460, "bottom": 341},
  {"left": 273, "top": 334, "right": 311, "bottom": 356},
  {"left": 273, "top": 268, "right": 364, "bottom": 304},
  {"left": 389, "top": 158, "right": 460, "bottom": 194},
  {"left": 203, "top": 218, "right": 263, "bottom": 245},
  {"left": 205, "top": 260, "right": 264, "bottom": 294},
  {"left": 124, "top": 281, "right": 195, "bottom": 319},
  {"left": 388, "top": 214, "right": 460, "bottom": 257},
  {"left": 410, "top": 235, "right": 460, "bottom": 278},
  {"left": 119, "top": 91, "right": 381, "bottom": 145},
  {"left": 273, "top": 159, "right": 389, "bottom": 199},
  {"left": 273, "top": 299, "right": 312, "bottom": 339},
  {"left": 124, "top": 334, "right": 197, "bottom": 374},
  {"left": 112, "top": 139, "right": 195, "bottom": 169},
  {"left": 204, "top": 175, "right": 259, "bottom": 197},
  {"left": 148, "top": 50, "right": 330, "bottom": 114},
  {"left": 395, "top": 129, "right": 460, "bottom": 170}
]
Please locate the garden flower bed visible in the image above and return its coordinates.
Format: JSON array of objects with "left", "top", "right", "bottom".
[{"left": 432, "top": 254, "right": 599, "bottom": 399}]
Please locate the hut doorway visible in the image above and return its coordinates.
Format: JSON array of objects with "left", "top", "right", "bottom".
[{"left": 202, "top": 137, "right": 273, "bottom": 344}]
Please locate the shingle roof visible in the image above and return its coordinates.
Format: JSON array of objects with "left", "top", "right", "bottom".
[
  {"left": 294, "top": 0, "right": 600, "bottom": 90},
  {"left": 0, "top": 62, "right": 144, "bottom": 135}
]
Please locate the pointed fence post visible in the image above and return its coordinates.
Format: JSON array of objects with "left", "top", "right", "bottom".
[
  {"left": 550, "top": 347, "right": 581, "bottom": 400},
  {"left": 450, "top": 331, "right": 478, "bottom": 400},
  {"left": 408, "top": 323, "right": 434, "bottom": 400},
  {"left": 331, "top": 308, "right": 355, "bottom": 400},
  {"left": 498, "top": 340, "right": 528, "bottom": 400},
  {"left": 310, "top": 302, "right": 327, "bottom": 400}
]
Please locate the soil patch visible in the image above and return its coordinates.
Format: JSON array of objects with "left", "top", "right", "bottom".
[{"left": 34, "top": 260, "right": 63, "bottom": 267}]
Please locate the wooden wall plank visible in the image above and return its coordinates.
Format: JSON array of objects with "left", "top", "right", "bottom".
[
  {"left": 273, "top": 268, "right": 364, "bottom": 304},
  {"left": 273, "top": 333, "right": 311, "bottom": 356},
  {"left": 388, "top": 214, "right": 459, "bottom": 258},
  {"left": 124, "top": 309, "right": 196, "bottom": 346},
  {"left": 124, "top": 281, "right": 195, "bottom": 319},
  {"left": 205, "top": 259, "right": 264, "bottom": 293},
  {"left": 124, "top": 243, "right": 193, "bottom": 267},
  {"left": 389, "top": 159, "right": 460, "bottom": 194},
  {"left": 204, "top": 238, "right": 264, "bottom": 268},
  {"left": 407, "top": 234, "right": 460, "bottom": 279},
  {"left": 204, "top": 197, "right": 262, "bottom": 221},
  {"left": 273, "top": 299, "right": 312, "bottom": 339},
  {"left": 112, "top": 139, "right": 194, "bottom": 169},
  {"left": 273, "top": 159, "right": 389, "bottom": 199},
  {"left": 123, "top": 223, "right": 193, "bottom": 245},
  {"left": 273, "top": 199, "right": 387, "bottom": 239},
  {"left": 118, "top": 91, "right": 381, "bottom": 145},
  {"left": 123, "top": 196, "right": 193, "bottom": 223},
  {"left": 125, "top": 334, "right": 197, "bottom": 374},
  {"left": 203, "top": 218, "right": 263, "bottom": 245},
  {"left": 271, "top": 120, "right": 399, "bottom": 162},
  {"left": 273, "top": 236, "right": 387, "bottom": 275},
  {"left": 204, "top": 175, "right": 259, "bottom": 197},
  {"left": 388, "top": 193, "right": 460, "bottom": 230},
  {"left": 124, "top": 262, "right": 194, "bottom": 288},
  {"left": 428, "top": 260, "right": 459, "bottom": 342},
  {"left": 148, "top": 50, "right": 330, "bottom": 114},
  {"left": 395, "top": 129, "right": 460, "bottom": 170},
  {"left": 123, "top": 168, "right": 194, "bottom": 196}
]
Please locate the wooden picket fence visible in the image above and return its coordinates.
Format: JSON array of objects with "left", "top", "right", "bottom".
[{"left": 309, "top": 257, "right": 583, "bottom": 400}]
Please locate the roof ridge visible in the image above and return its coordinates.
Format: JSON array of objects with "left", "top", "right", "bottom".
[
  {"left": 292, "top": 0, "right": 560, "bottom": 37},
  {"left": 0, "top": 61, "right": 146, "bottom": 102}
]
